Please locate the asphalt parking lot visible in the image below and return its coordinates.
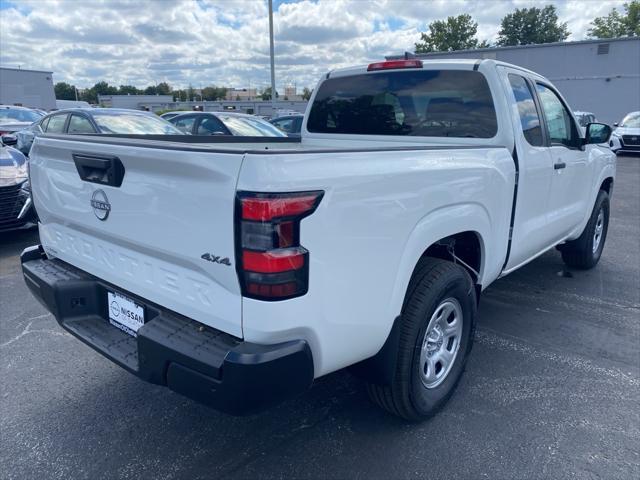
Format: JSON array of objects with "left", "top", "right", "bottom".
[{"left": 1, "top": 155, "right": 638, "bottom": 480}]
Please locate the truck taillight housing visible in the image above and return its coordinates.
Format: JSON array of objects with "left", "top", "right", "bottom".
[{"left": 236, "top": 191, "right": 323, "bottom": 301}]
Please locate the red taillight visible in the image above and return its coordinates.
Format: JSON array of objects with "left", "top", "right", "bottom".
[
  {"left": 367, "top": 59, "right": 423, "bottom": 71},
  {"left": 236, "top": 191, "right": 323, "bottom": 300},
  {"left": 243, "top": 249, "right": 305, "bottom": 273},
  {"left": 241, "top": 194, "right": 320, "bottom": 221}
]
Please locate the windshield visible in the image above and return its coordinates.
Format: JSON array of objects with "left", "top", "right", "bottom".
[
  {"left": 0, "top": 108, "right": 43, "bottom": 124},
  {"left": 307, "top": 69, "right": 498, "bottom": 138},
  {"left": 217, "top": 115, "right": 286, "bottom": 137},
  {"left": 620, "top": 113, "right": 640, "bottom": 128},
  {"left": 92, "top": 113, "right": 183, "bottom": 134}
]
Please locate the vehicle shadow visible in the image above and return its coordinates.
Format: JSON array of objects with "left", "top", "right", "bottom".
[{"left": 0, "top": 227, "right": 39, "bottom": 259}]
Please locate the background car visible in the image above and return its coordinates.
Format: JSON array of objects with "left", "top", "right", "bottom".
[
  {"left": 160, "top": 111, "right": 190, "bottom": 120},
  {"left": 0, "top": 139, "right": 36, "bottom": 232},
  {"left": 16, "top": 108, "right": 183, "bottom": 156},
  {"left": 573, "top": 111, "right": 597, "bottom": 134},
  {"left": 168, "top": 111, "right": 286, "bottom": 137},
  {"left": 610, "top": 111, "right": 640, "bottom": 155},
  {"left": 270, "top": 114, "right": 304, "bottom": 137},
  {"left": 0, "top": 105, "right": 45, "bottom": 146},
  {"left": 573, "top": 111, "right": 596, "bottom": 127}
]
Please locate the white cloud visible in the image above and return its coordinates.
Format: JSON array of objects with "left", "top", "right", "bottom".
[{"left": 0, "top": 0, "right": 629, "bottom": 92}]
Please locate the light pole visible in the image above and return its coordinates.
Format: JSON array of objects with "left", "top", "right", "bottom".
[{"left": 268, "top": 0, "right": 276, "bottom": 116}]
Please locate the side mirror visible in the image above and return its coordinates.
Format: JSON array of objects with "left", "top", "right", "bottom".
[
  {"left": 1, "top": 134, "right": 17, "bottom": 146},
  {"left": 584, "top": 122, "right": 612, "bottom": 145},
  {"left": 613, "top": 122, "right": 619, "bottom": 127}
]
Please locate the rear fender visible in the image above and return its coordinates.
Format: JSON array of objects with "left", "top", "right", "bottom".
[
  {"left": 354, "top": 203, "right": 490, "bottom": 385},
  {"left": 388, "top": 203, "right": 490, "bottom": 322}
]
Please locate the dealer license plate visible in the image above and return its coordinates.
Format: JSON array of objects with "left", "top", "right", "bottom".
[{"left": 107, "top": 290, "right": 145, "bottom": 337}]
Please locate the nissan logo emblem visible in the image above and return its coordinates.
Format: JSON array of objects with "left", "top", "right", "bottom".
[{"left": 91, "top": 189, "right": 111, "bottom": 221}]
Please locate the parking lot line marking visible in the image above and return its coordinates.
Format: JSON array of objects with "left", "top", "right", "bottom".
[{"left": 0, "top": 320, "right": 67, "bottom": 348}]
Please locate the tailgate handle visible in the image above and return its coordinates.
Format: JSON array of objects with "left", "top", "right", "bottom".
[{"left": 73, "top": 154, "right": 125, "bottom": 187}]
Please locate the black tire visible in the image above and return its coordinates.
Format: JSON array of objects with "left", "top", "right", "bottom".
[
  {"left": 560, "top": 190, "right": 610, "bottom": 270},
  {"left": 366, "top": 257, "right": 476, "bottom": 421}
]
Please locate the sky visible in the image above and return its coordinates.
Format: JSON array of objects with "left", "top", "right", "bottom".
[{"left": 0, "top": 0, "right": 628, "bottom": 92}]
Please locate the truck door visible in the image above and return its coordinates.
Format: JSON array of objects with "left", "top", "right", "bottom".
[
  {"left": 534, "top": 83, "right": 591, "bottom": 242},
  {"left": 501, "top": 70, "right": 554, "bottom": 271}
]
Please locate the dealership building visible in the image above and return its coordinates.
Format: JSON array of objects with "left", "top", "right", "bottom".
[
  {"left": 0, "top": 67, "right": 56, "bottom": 110},
  {"left": 389, "top": 37, "right": 640, "bottom": 125}
]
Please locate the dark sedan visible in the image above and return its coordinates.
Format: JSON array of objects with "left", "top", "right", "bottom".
[
  {"left": 168, "top": 111, "right": 286, "bottom": 137},
  {"left": 16, "top": 108, "right": 183, "bottom": 156}
]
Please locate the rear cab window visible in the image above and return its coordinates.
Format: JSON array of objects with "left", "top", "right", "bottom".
[{"left": 307, "top": 69, "right": 498, "bottom": 138}]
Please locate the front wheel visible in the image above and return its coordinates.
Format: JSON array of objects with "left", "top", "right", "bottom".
[
  {"left": 366, "top": 258, "right": 476, "bottom": 421},
  {"left": 560, "top": 190, "right": 610, "bottom": 269}
]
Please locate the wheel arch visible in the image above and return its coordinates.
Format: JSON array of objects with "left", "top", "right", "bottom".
[
  {"left": 350, "top": 204, "right": 490, "bottom": 386},
  {"left": 388, "top": 203, "right": 491, "bottom": 322},
  {"left": 600, "top": 176, "right": 614, "bottom": 195}
]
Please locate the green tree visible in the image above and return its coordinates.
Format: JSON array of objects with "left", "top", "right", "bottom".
[
  {"left": 415, "top": 14, "right": 486, "bottom": 53},
  {"left": 202, "top": 86, "right": 228, "bottom": 101},
  {"left": 588, "top": 1, "right": 640, "bottom": 38},
  {"left": 80, "top": 81, "right": 117, "bottom": 104},
  {"left": 497, "top": 5, "right": 570, "bottom": 46},
  {"left": 144, "top": 85, "right": 158, "bottom": 95},
  {"left": 156, "top": 82, "right": 172, "bottom": 95},
  {"left": 91, "top": 81, "right": 118, "bottom": 95},
  {"left": 301, "top": 87, "right": 313, "bottom": 101},
  {"left": 54, "top": 82, "right": 77, "bottom": 100},
  {"left": 80, "top": 89, "right": 97, "bottom": 104},
  {"left": 118, "top": 85, "right": 141, "bottom": 95},
  {"left": 261, "top": 87, "right": 279, "bottom": 101}
]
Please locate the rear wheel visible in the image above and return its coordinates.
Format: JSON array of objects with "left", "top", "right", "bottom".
[
  {"left": 366, "top": 257, "right": 476, "bottom": 420},
  {"left": 560, "top": 190, "right": 610, "bottom": 269}
]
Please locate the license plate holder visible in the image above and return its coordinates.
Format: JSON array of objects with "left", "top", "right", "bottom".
[{"left": 107, "top": 290, "right": 145, "bottom": 337}]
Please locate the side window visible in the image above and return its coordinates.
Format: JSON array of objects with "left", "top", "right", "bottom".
[
  {"left": 508, "top": 74, "right": 543, "bottom": 147},
  {"left": 197, "top": 116, "right": 228, "bottom": 135},
  {"left": 39, "top": 117, "right": 50, "bottom": 132},
  {"left": 273, "top": 118, "right": 294, "bottom": 133},
  {"left": 173, "top": 115, "right": 197, "bottom": 133},
  {"left": 45, "top": 114, "right": 68, "bottom": 133},
  {"left": 536, "top": 84, "right": 579, "bottom": 148},
  {"left": 67, "top": 114, "right": 95, "bottom": 134}
]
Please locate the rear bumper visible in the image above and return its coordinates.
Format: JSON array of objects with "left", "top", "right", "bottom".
[{"left": 21, "top": 245, "right": 314, "bottom": 415}]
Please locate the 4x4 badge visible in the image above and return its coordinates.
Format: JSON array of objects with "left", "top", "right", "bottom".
[{"left": 201, "top": 253, "right": 231, "bottom": 266}]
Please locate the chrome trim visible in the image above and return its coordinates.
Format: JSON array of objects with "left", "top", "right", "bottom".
[{"left": 17, "top": 195, "right": 32, "bottom": 219}]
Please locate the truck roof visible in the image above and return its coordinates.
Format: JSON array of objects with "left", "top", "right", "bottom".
[{"left": 325, "top": 58, "right": 545, "bottom": 82}]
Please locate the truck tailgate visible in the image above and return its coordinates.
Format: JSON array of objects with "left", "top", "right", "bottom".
[{"left": 29, "top": 136, "right": 244, "bottom": 337}]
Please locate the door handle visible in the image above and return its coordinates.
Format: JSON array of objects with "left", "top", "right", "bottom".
[
  {"left": 554, "top": 161, "right": 566, "bottom": 170},
  {"left": 73, "top": 153, "right": 125, "bottom": 187}
]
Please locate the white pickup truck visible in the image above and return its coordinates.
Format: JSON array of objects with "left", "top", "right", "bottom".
[{"left": 21, "top": 59, "right": 615, "bottom": 420}]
